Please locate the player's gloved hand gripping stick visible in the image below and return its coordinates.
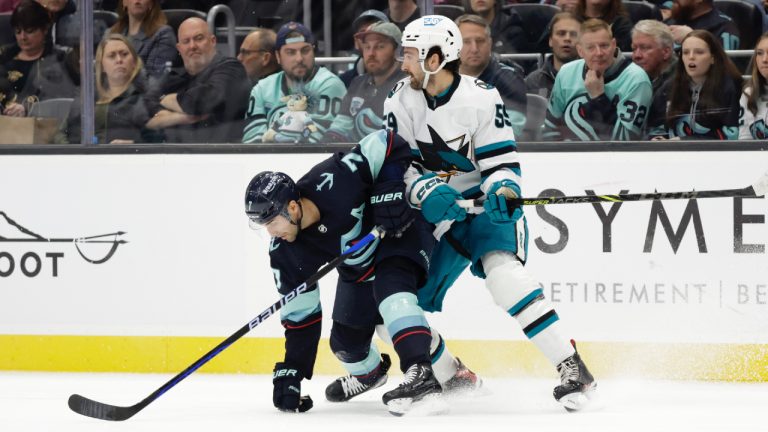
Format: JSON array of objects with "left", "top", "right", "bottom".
[{"left": 67, "top": 228, "right": 384, "bottom": 421}]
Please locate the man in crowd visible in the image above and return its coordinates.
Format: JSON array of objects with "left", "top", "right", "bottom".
[
  {"left": 238, "top": 28, "right": 280, "bottom": 86},
  {"left": 456, "top": 14, "right": 527, "bottom": 139},
  {"left": 385, "top": 0, "right": 420, "bottom": 31},
  {"left": 665, "top": 0, "right": 740, "bottom": 50},
  {"left": 325, "top": 22, "right": 405, "bottom": 142},
  {"left": 146, "top": 17, "right": 250, "bottom": 143},
  {"left": 339, "top": 9, "right": 390, "bottom": 88},
  {"left": 242, "top": 21, "right": 346, "bottom": 144},
  {"left": 631, "top": 19, "right": 676, "bottom": 99},
  {"left": 543, "top": 19, "right": 652, "bottom": 141},
  {"left": 525, "top": 12, "right": 581, "bottom": 98}
]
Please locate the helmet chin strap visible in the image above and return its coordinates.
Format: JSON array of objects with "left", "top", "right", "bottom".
[
  {"left": 420, "top": 59, "right": 447, "bottom": 90},
  {"left": 288, "top": 200, "right": 304, "bottom": 234}
]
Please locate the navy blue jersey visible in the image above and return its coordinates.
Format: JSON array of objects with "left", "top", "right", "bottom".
[{"left": 268, "top": 129, "right": 420, "bottom": 295}]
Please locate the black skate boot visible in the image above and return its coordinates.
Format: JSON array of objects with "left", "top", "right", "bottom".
[
  {"left": 553, "top": 340, "right": 596, "bottom": 411},
  {"left": 442, "top": 357, "right": 483, "bottom": 395},
  {"left": 325, "top": 353, "right": 391, "bottom": 402},
  {"left": 382, "top": 362, "right": 443, "bottom": 416}
]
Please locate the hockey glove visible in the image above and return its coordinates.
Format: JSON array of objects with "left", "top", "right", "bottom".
[
  {"left": 484, "top": 180, "right": 523, "bottom": 225},
  {"left": 413, "top": 173, "right": 467, "bottom": 224},
  {"left": 273, "top": 362, "right": 314, "bottom": 413},
  {"left": 371, "top": 179, "right": 414, "bottom": 237}
]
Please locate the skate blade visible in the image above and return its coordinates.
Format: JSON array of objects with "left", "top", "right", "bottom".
[
  {"left": 387, "top": 393, "right": 449, "bottom": 417},
  {"left": 559, "top": 383, "right": 597, "bottom": 412}
]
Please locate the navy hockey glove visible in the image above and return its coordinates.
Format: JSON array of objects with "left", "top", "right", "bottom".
[
  {"left": 412, "top": 173, "right": 467, "bottom": 224},
  {"left": 484, "top": 180, "right": 523, "bottom": 225},
  {"left": 273, "top": 362, "right": 314, "bottom": 413},
  {"left": 371, "top": 179, "right": 414, "bottom": 237}
]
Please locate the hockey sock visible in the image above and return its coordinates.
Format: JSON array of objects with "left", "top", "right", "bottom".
[
  {"left": 428, "top": 327, "right": 459, "bottom": 384},
  {"left": 378, "top": 292, "right": 432, "bottom": 372},
  {"left": 483, "top": 251, "right": 575, "bottom": 366}
]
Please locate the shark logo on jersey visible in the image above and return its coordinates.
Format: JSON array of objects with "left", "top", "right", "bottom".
[
  {"left": 316, "top": 173, "right": 334, "bottom": 191},
  {"left": 415, "top": 125, "right": 474, "bottom": 173}
]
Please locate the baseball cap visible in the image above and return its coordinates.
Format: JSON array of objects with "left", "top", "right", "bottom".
[
  {"left": 352, "top": 9, "right": 389, "bottom": 30},
  {"left": 275, "top": 21, "right": 316, "bottom": 50},
  {"left": 354, "top": 21, "right": 402, "bottom": 46}
]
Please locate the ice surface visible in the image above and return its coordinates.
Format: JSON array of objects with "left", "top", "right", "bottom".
[{"left": 1, "top": 372, "right": 766, "bottom": 432}]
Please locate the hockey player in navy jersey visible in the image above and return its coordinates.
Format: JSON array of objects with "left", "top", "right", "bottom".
[
  {"left": 245, "top": 130, "right": 448, "bottom": 415},
  {"left": 383, "top": 15, "right": 596, "bottom": 411}
]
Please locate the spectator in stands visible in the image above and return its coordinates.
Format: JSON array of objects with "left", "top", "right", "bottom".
[
  {"left": 0, "top": 0, "right": 78, "bottom": 117},
  {"left": 740, "top": 32, "right": 768, "bottom": 139},
  {"left": 339, "top": 9, "right": 390, "bottom": 88},
  {"left": 574, "top": 0, "right": 632, "bottom": 52},
  {"left": 555, "top": 0, "right": 578, "bottom": 13},
  {"left": 648, "top": 30, "right": 742, "bottom": 140},
  {"left": 665, "top": 0, "right": 740, "bottom": 50},
  {"left": 462, "top": 0, "right": 526, "bottom": 53},
  {"left": 325, "top": 22, "right": 404, "bottom": 142},
  {"left": 632, "top": 20, "right": 676, "bottom": 95},
  {"left": 543, "top": 18, "right": 651, "bottom": 141},
  {"left": 33, "top": 0, "right": 73, "bottom": 25},
  {"left": 385, "top": 0, "right": 420, "bottom": 31},
  {"left": 62, "top": 34, "right": 154, "bottom": 143},
  {"left": 455, "top": 14, "right": 527, "bottom": 137},
  {"left": 146, "top": 17, "right": 250, "bottom": 143},
  {"left": 340, "top": 10, "right": 388, "bottom": 87},
  {"left": 242, "top": 21, "right": 346, "bottom": 144},
  {"left": 525, "top": 12, "right": 581, "bottom": 98},
  {"left": 238, "top": 28, "right": 279, "bottom": 86},
  {"left": 108, "top": 0, "right": 176, "bottom": 78}
]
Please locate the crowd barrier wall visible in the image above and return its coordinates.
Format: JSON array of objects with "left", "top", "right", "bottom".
[{"left": 1, "top": 144, "right": 766, "bottom": 380}]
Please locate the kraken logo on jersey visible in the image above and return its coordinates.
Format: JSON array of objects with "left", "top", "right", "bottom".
[
  {"left": 749, "top": 119, "right": 767, "bottom": 139},
  {"left": 415, "top": 125, "right": 474, "bottom": 174}
]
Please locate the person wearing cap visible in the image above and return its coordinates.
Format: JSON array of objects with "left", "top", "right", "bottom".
[
  {"left": 145, "top": 17, "right": 250, "bottom": 143},
  {"left": 325, "top": 22, "right": 406, "bottom": 143},
  {"left": 238, "top": 27, "right": 280, "bottom": 86},
  {"left": 243, "top": 21, "right": 347, "bottom": 144},
  {"left": 456, "top": 14, "right": 527, "bottom": 139},
  {"left": 339, "top": 9, "right": 390, "bottom": 88}
]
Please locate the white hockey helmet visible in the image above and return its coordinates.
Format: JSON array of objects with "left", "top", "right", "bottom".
[{"left": 401, "top": 15, "right": 462, "bottom": 87}]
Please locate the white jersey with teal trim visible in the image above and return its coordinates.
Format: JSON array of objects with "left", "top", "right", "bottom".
[
  {"left": 383, "top": 73, "right": 522, "bottom": 203},
  {"left": 242, "top": 67, "right": 346, "bottom": 143}
]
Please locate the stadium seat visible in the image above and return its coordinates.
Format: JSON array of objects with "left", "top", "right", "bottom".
[
  {"left": 164, "top": 9, "right": 207, "bottom": 35},
  {"left": 622, "top": 0, "right": 663, "bottom": 25},
  {"left": 0, "top": 13, "right": 13, "bottom": 47},
  {"left": 522, "top": 93, "right": 548, "bottom": 142},
  {"left": 434, "top": 4, "right": 465, "bottom": 21},
  {"left": 55, "top": 10, "right": 118, "bottom": 49},
  {"left": 503, "top": 3, "right": 560, "bottom": 53}
]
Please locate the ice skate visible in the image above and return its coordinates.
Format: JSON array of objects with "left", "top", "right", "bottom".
[
  {"left": 442, "top": 357, "right": 483, "bottom": 395},
  {"left": 554, "top": 340, "right": 596, "bottom": 412},
  {"left": 382, "top": 362, "right": 443, "bottom": 416},
  {"left": 325, "top": 354, "right": 391, "bottom": 402}
]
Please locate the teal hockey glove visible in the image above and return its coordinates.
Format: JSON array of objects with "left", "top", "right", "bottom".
[
  {"left": 412, "top": 173, "right": 467, "bottom": 224},
  {"left": 484, "top": 180, "right": 523, "bottom": 225}
]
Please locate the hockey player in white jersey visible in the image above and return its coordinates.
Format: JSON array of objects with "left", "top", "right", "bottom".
[{"left": 383, "top": 15, "right": 596, "bottom": 411}]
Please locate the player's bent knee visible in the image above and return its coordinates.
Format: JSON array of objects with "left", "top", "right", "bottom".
[{"left": 483, "top": 251, "right": 542, "bottom": 313}]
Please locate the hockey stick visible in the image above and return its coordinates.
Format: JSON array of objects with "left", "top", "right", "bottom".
[
  {"left": 68, "top": 228, "right": 383, "bottom": 421},
  {"left": 457, "top": 171, "right": 768, "bottom": 208}
]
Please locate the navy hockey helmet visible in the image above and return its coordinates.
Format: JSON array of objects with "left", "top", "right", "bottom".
[{"left": 244, "top": 171, "right": 299, "bottom": 226}]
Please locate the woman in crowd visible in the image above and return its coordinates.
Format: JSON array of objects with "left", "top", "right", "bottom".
[
  {"left": 109, "top": 0, "right": 176, "bottom": 77},
  {"left": 739, "top": 32, "right": 768, "bottom": 140},
  {"left": 575, "top": 0, "right": 632, "bottom": 51},
  {"left": 649, "top": 30, "right": 742, "bottom": 140},
  {"left": 0, "top": 0, "right": 78, "bottom": 116},
  {"left": 63, "top": 33, "right": 153, "bottom": 143}
]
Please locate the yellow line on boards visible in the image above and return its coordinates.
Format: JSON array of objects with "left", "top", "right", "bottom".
[{"left": 1, "top": 335, "right": 767, "bottom": 381}]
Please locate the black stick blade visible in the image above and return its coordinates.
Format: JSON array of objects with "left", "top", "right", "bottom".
[{"left": 68, "top": 394, "right": 139, "bottom": 421}]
